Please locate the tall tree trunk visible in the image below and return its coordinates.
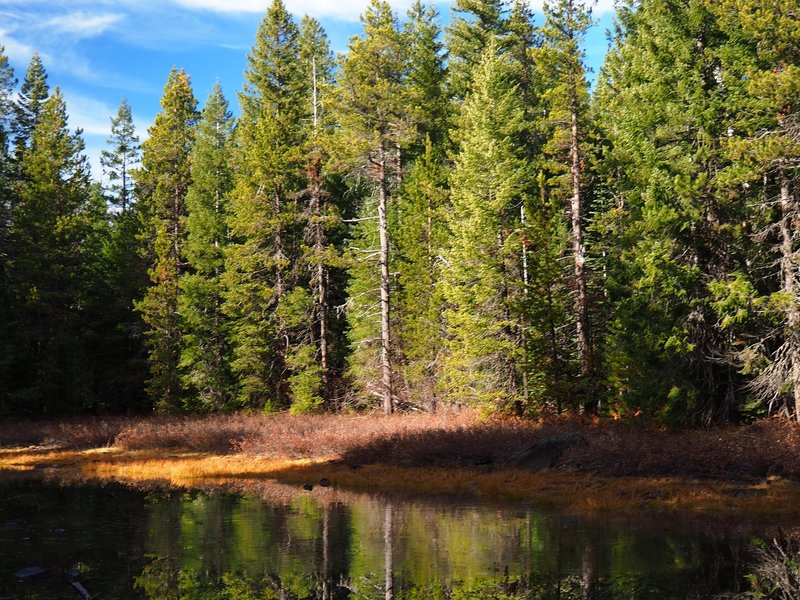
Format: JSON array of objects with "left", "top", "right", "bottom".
[
  {"left": 312, "top": 168, "right": 330, "bottom": 401},
  {"left": 378, "top": 146, "right": 394, "bottom": 414},
  {"left": 520, "top": 203, "right": 530, "bottom": 408},
  {"left": 310, "top": 57, "right": 329, "bottom": 402},
  {"left": 273, "top": 186, "right": 285, "bottom": 298},
  {"left": 779, "top": 163, "right": 800, "bottom": 423},
  {"left": 570, "top": 65, "right": 592, "bottom": 388}
]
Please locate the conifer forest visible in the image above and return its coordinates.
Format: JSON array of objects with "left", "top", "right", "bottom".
[{"left": 1, "top": 0, "right": 799, "bottom": 425}]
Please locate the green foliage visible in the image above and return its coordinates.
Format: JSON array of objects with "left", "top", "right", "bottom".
[
  {"left": 441, "top": 40, "right": 529, "bottom": 410},
  {"left": 0, "top": 45, "right": 16, "bottom": 390},
  {"left": 134, "top": 68, "right": 198, "bottom": 412},
  {"left": 446, "top": 0, "right": 507, "bottom": 100},
  {"left": 225, "top": 0, "right": 322, "bottom": 412},
  {"left": 179, "top": 83, "right": 235, "bottom": 412},
  {"left": 336, "top": 0, "right": 412, "bottom": 408},
  {"left": 394, "top": 139, "right": 449, "bottom": 406},
  {"left": 6, "top": 0, "right": 800, "bottom": 422},
  {"left": 101, "top": 97, "right": 140, "bottom": 212},
  {"left": 593, "top": 0, "right": 748, "bottom": 422},
  {"left": 5, "top": 89, "right": 104, "bottom": 413},
  {"left": 12, "top": 52, "right": 48, "bottom": 156},
  {"left": 404, "top": 1, "right": 449, "bottom": 151}
]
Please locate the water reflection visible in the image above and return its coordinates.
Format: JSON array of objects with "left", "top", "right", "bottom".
[{"left": 0, "top": 481, "right": 749, "bottom": 598}]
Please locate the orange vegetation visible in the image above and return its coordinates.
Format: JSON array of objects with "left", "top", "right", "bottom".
[{"left": 1, "top": 411, "right": 800, "bottom": 517}]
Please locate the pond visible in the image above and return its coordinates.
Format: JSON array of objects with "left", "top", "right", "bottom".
[{"left": 0, "top": 480, "right": 756, "bottom": 599}]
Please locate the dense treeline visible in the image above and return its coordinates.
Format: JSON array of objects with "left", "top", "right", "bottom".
[{"left": 1, "top": 0, "right": 799, "bottom": 424}]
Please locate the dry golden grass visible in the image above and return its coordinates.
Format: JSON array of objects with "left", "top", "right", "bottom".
[
  {"left": 3, "top": 411, "right": 800, "bottom": 517},
  {"left": 2, "top": 443, "right": 800, "bottom": 518}
]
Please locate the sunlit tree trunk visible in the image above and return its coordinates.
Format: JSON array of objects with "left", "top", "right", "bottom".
[
  {"left": 378, "top": 146, "right": 394, "bottom": 414},
  {"left": 778, "top": 164, "right": 800, "bottom": 422}
]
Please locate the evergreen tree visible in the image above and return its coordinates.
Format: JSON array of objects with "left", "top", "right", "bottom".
[
  {"left": 224, "top": 0, "right": 308, "bottom": 410},
  {"left": 595, "top": 0, "right": 741, "bottom": 422},
  {"left": 394, "top": 137, "right": 449, "bottom": 406},
  {"left": 404, "top": 1, "right": 449, "bottom": 151},
  {"left": 101, "top": 98, "right": 140, "bottom": 213},
  {"left": 179, "top": 83, "right": 235, "bottom": 411},
  {"left": 12, "top": 52, "right": 48, "bottom": 157},
  {"left": 709, "top": 0, "right": 800, "bottom": 421},
  {"left": 0, "top": 45, "right": 16, "bottom": 382},
  {"left": 6, "top": 89, "right": 103, "bottom": 413},
  {"left": 134, "top": 68, "right": 197, "bottom": 412},
  {"left": 96, "top": 200, "right": 149, "bottom": 412},
  {"left": 440, "top": 40, "right": 529, "bottom": 410},
  {"left": 446, "top": 0, "right": 507, "bottom": 100},
  {"left": 534, "top": 0, "right": 596, "bottom": 410},
  {"left": 506, "top": 0, "right": 541, "bottom": 152},
  {"left": 298, "top": 16, "right": 342, "bottom": 408},
  {"left": 0, "top": 45, "right": 15, "bottom": 161},
  {"left": 336, "top": 0, "right": 411, "bottom": 413},
  {"left": 391, "top": 2, "right": 450, "bottom": 406}
]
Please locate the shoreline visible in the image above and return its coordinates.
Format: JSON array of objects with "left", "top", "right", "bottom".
[{"left": 3, "top": 444, "right": 800, "bottom": 520}]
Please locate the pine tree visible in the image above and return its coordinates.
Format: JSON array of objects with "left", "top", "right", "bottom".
[
  {"left": 709, "top": 0, "right": 800, "bottom": 421},
  {"left": 178, "top": 83, "right": 235, "bottom": 411},
  {"left": 440, "top": 40, "right": 529, "bottom": 410},
  {"left": 96, "top": 199, "right": 149, "bottom": 412},
  {"left": 394, "top": 137, "right": 449, "bottom": 406},
  {"left": 336, "top": 0, "right": 411, "bottom": 413},
  {"left": 6, "top": 89, "right": 102, "bottom": 412},
  {"left": 0, "top": 45, "right": 16, "bottom": 380},
  {"left": 12, "top": 52, "right": 48, "bottom": 157},
  {"left": 224, "top": 0, "right": 308, "bottom": 410},
  {"left": 134, "top": 68, "right": 197, "bottom": 412},
  {"left": 595, "top": 0, "right": 741, "bottom": 421},
  {"left": 446, "top": 0, "right": 508, "bottom": 100},
  {"left": 297, "top": 16, "right": 342, "bottom": 408},
  {"left": 534, "top": 0, "right": 596, "bottom": 411},
  {"left": 0, "top": 45, "right": 15, "bottom": 161},
  {"left": 389, "top": 2, "right": 450, "bottom": 407},
  {"left": 404, "top": 1, "right": 449, "bottom": 151},
  {"left": 101, "top": 98, "right": 140, "bottom": 213}
]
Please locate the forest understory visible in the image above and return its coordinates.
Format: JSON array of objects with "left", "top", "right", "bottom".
[{"left": 2, "top": 412, "right": 800, "bottom": 519}]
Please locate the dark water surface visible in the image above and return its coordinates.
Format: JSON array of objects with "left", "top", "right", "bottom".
[{"left": 0, "top": 480, "right": 754, "bottom": 598}]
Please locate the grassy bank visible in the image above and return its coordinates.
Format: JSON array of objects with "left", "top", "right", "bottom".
[{"left": 2, "top": 412, "right": 800, "bottom": 517}]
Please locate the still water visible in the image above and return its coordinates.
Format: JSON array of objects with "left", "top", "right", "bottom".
[{"left": 0, "top": 481, "right": 751, "bottom": 599}]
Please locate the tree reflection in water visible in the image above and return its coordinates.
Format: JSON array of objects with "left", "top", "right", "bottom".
[
  {"left": 130, "top": 490, "right": 745, "bottom": 599},
  {"left": 0, "top": 480, "right": 754, "bottom": 599}
]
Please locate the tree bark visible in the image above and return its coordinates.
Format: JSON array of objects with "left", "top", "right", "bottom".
[
  {"left": 310, "top": 57, "right": 329, "bottom": 402},
  {"left": 567, "top": 22, "right": 592, "bottom": 397},
  {"left": 378, "top": 146, "right": 394, "bottom": 414},
  {"left": 779, "top": 163, "right": 800, "bottom": 423}
]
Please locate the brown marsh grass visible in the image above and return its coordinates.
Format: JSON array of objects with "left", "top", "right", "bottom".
[
  {"left": 2, "top": 412, "right": 800, "bottom": 479},
  {"left": 2, "top": 411, "right": 800, "bottom": 516}
]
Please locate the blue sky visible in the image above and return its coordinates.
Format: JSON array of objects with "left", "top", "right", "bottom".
[{"left": 0, "top": 0, "right": 615, "bottom": 180}]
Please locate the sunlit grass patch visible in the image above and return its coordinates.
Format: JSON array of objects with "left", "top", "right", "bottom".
[
  {"left": 3, "top": 412, "right": 800, "bottom": 519},
  {"left": 2, "top": 445, "right": 800, "bottom": 517}
]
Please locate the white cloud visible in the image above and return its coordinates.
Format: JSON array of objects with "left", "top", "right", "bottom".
[
  {"left": 45, "top": 12, "right": 123, "bottom": 38},
  {"left": 590, "top": 0, "right": 616, "bottom": 16},
  {"left": 62, "top": 91, "right": 116, "bottom": 136},
  {"left": 170, "top": 0, "right": 416, "bottom": 21},
  {"left": 170, "top": 0, "right": 613, "bottom": 21},
  {"left": 62, "top": 89, "right": 149, "bottom": 138},
  {"left": 0, "top": 28, "right": 48, "bottom": 64}
]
